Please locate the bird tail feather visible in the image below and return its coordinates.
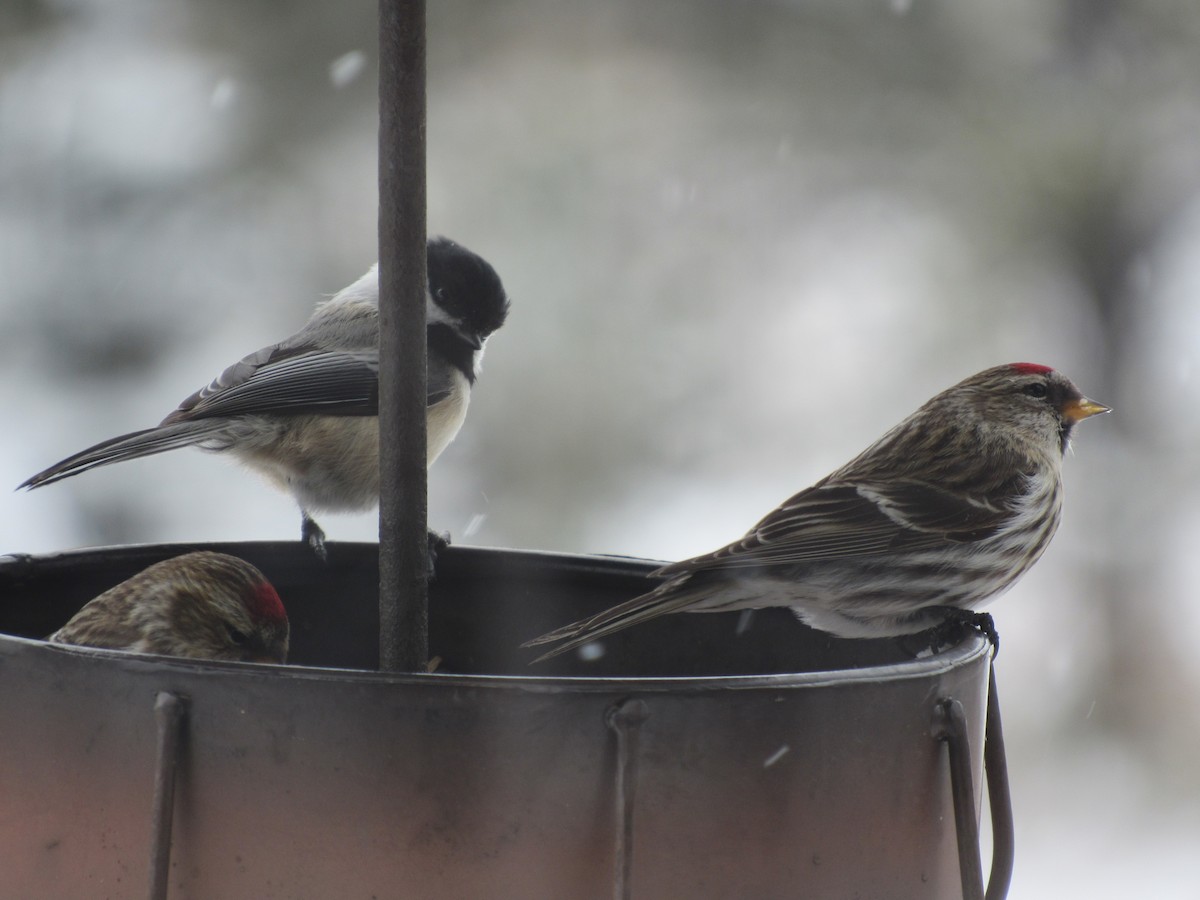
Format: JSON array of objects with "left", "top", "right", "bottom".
[
  {"left": 18, "top": 421, "right": 228, "bottom": 490},
  {"left": 522, "top": 577, "right": 701, "bottom": 663}
]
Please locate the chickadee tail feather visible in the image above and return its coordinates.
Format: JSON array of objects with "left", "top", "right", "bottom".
[
  {"left": 18, "top": 421, "right": 229, "bottom": 490},
  {"left": 522, "top": 578, "right": 698, "bottom": 664}
]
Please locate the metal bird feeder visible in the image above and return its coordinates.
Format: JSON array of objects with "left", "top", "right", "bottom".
[
  {"left": 0, "top": 542, "right": 1011, "bottom": 899},
  {"left": 0, "top": 1, "right": 1013, "bottom": 897}
]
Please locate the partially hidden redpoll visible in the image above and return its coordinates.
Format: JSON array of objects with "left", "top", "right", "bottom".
[
  {"left": 48, "top": 551, "right": 289, "bottom": 663},
  {"left": 525, "top": 363, "right": 1109, "bottom": 662}
]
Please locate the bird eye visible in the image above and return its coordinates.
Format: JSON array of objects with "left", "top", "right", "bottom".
[
  {"left": 224, "top": 623, "right": 250, "bottom": 645},
  {"left": 1022, "top": 383, "right": 1048, "bottom": 399}
]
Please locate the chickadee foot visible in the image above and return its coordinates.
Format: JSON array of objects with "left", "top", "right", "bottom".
[
  {"left": 920, "top": 607, "right": 999, "bottom": 656},
  {"left": 426, "top": 529, "right": 450, "bottom": 578},
  {"left": 301, "top": 515, "right": 328, "bottom": 562}
]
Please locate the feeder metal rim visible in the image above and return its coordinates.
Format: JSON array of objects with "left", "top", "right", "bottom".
[
  {"left": 2, "top": 541, "right": 665, "bottom": 578},
  {"left": 2, "top": 620, "right": 991, "bottom": 695}
]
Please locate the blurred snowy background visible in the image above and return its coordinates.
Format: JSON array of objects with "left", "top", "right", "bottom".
[{"left": 2, "top": 0, "right": 1197, "bottom": 896}]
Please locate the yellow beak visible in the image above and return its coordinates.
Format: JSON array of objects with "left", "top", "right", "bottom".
[{"left": 1062, "top": 396, "right": 1111, "bottom": 423}]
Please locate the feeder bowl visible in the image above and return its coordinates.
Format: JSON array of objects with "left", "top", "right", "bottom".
[{"left": 0, "top": 542, "right": 1006, "bottom": 899}]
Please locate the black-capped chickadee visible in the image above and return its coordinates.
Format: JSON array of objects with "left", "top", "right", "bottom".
[{"left": 21, "top": 237, "right": 510, "bottom": 559}]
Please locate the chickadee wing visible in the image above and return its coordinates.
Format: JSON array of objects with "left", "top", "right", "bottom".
[
  {"left": 166, "top": 350, "right": 381, "bottom": 421},
  {"left": 165, "top": 342, "right": 307, "bottom": 418},
  {"left": 165, "top": 345, "right": 460, "bottom": 422},
  {"left": 656, "top": 480, "right": 1013, "bottom": 575}
]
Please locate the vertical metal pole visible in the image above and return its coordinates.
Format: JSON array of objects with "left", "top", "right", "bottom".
[
  {"left": 606, "top": 698, "right": 649, "bottom": 900},
  {"left": 378, "top": 0, "right": 429, "bottom": 672},
  {"left": 147, "top": 692, "right": 186, "bottom": 900}
]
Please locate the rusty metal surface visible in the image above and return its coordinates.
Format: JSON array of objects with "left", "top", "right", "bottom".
[{"left": 0, "top": 542, "right": 990, "bottom": 899}]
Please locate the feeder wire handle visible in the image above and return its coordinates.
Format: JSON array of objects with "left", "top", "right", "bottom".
[{"left": 934, "top": 661, "right": 1014, "bottom": 900}]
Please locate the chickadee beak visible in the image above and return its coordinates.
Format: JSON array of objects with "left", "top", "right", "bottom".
[
  {"left": 455, "top": 328, "right": 484, "bottom": 351},
  {"left": 1062, "top": 396, "right": 1111, "bottom": 423}
]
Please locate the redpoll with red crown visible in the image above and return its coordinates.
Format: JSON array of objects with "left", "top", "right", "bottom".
[
  {"left": 49, "top": 551, "right": 289, "bottom": 663},
  {"left": 525, "top": 363, "right": 1109, "bottom": 662}
]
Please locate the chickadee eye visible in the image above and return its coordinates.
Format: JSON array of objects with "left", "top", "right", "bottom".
[
  {"left": 1022, "top": 383, "right": 1049, "bottom": 399},
  {"left": 224, "top": 623, "right": 250, "bottom": 645}
]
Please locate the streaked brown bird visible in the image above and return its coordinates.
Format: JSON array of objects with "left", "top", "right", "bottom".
[
  {"left": 525, "top": 363, "right": 1109, "bottom": 662},
  {"left": 48, "top": 551, "right": 289, "bottom": 663}
]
